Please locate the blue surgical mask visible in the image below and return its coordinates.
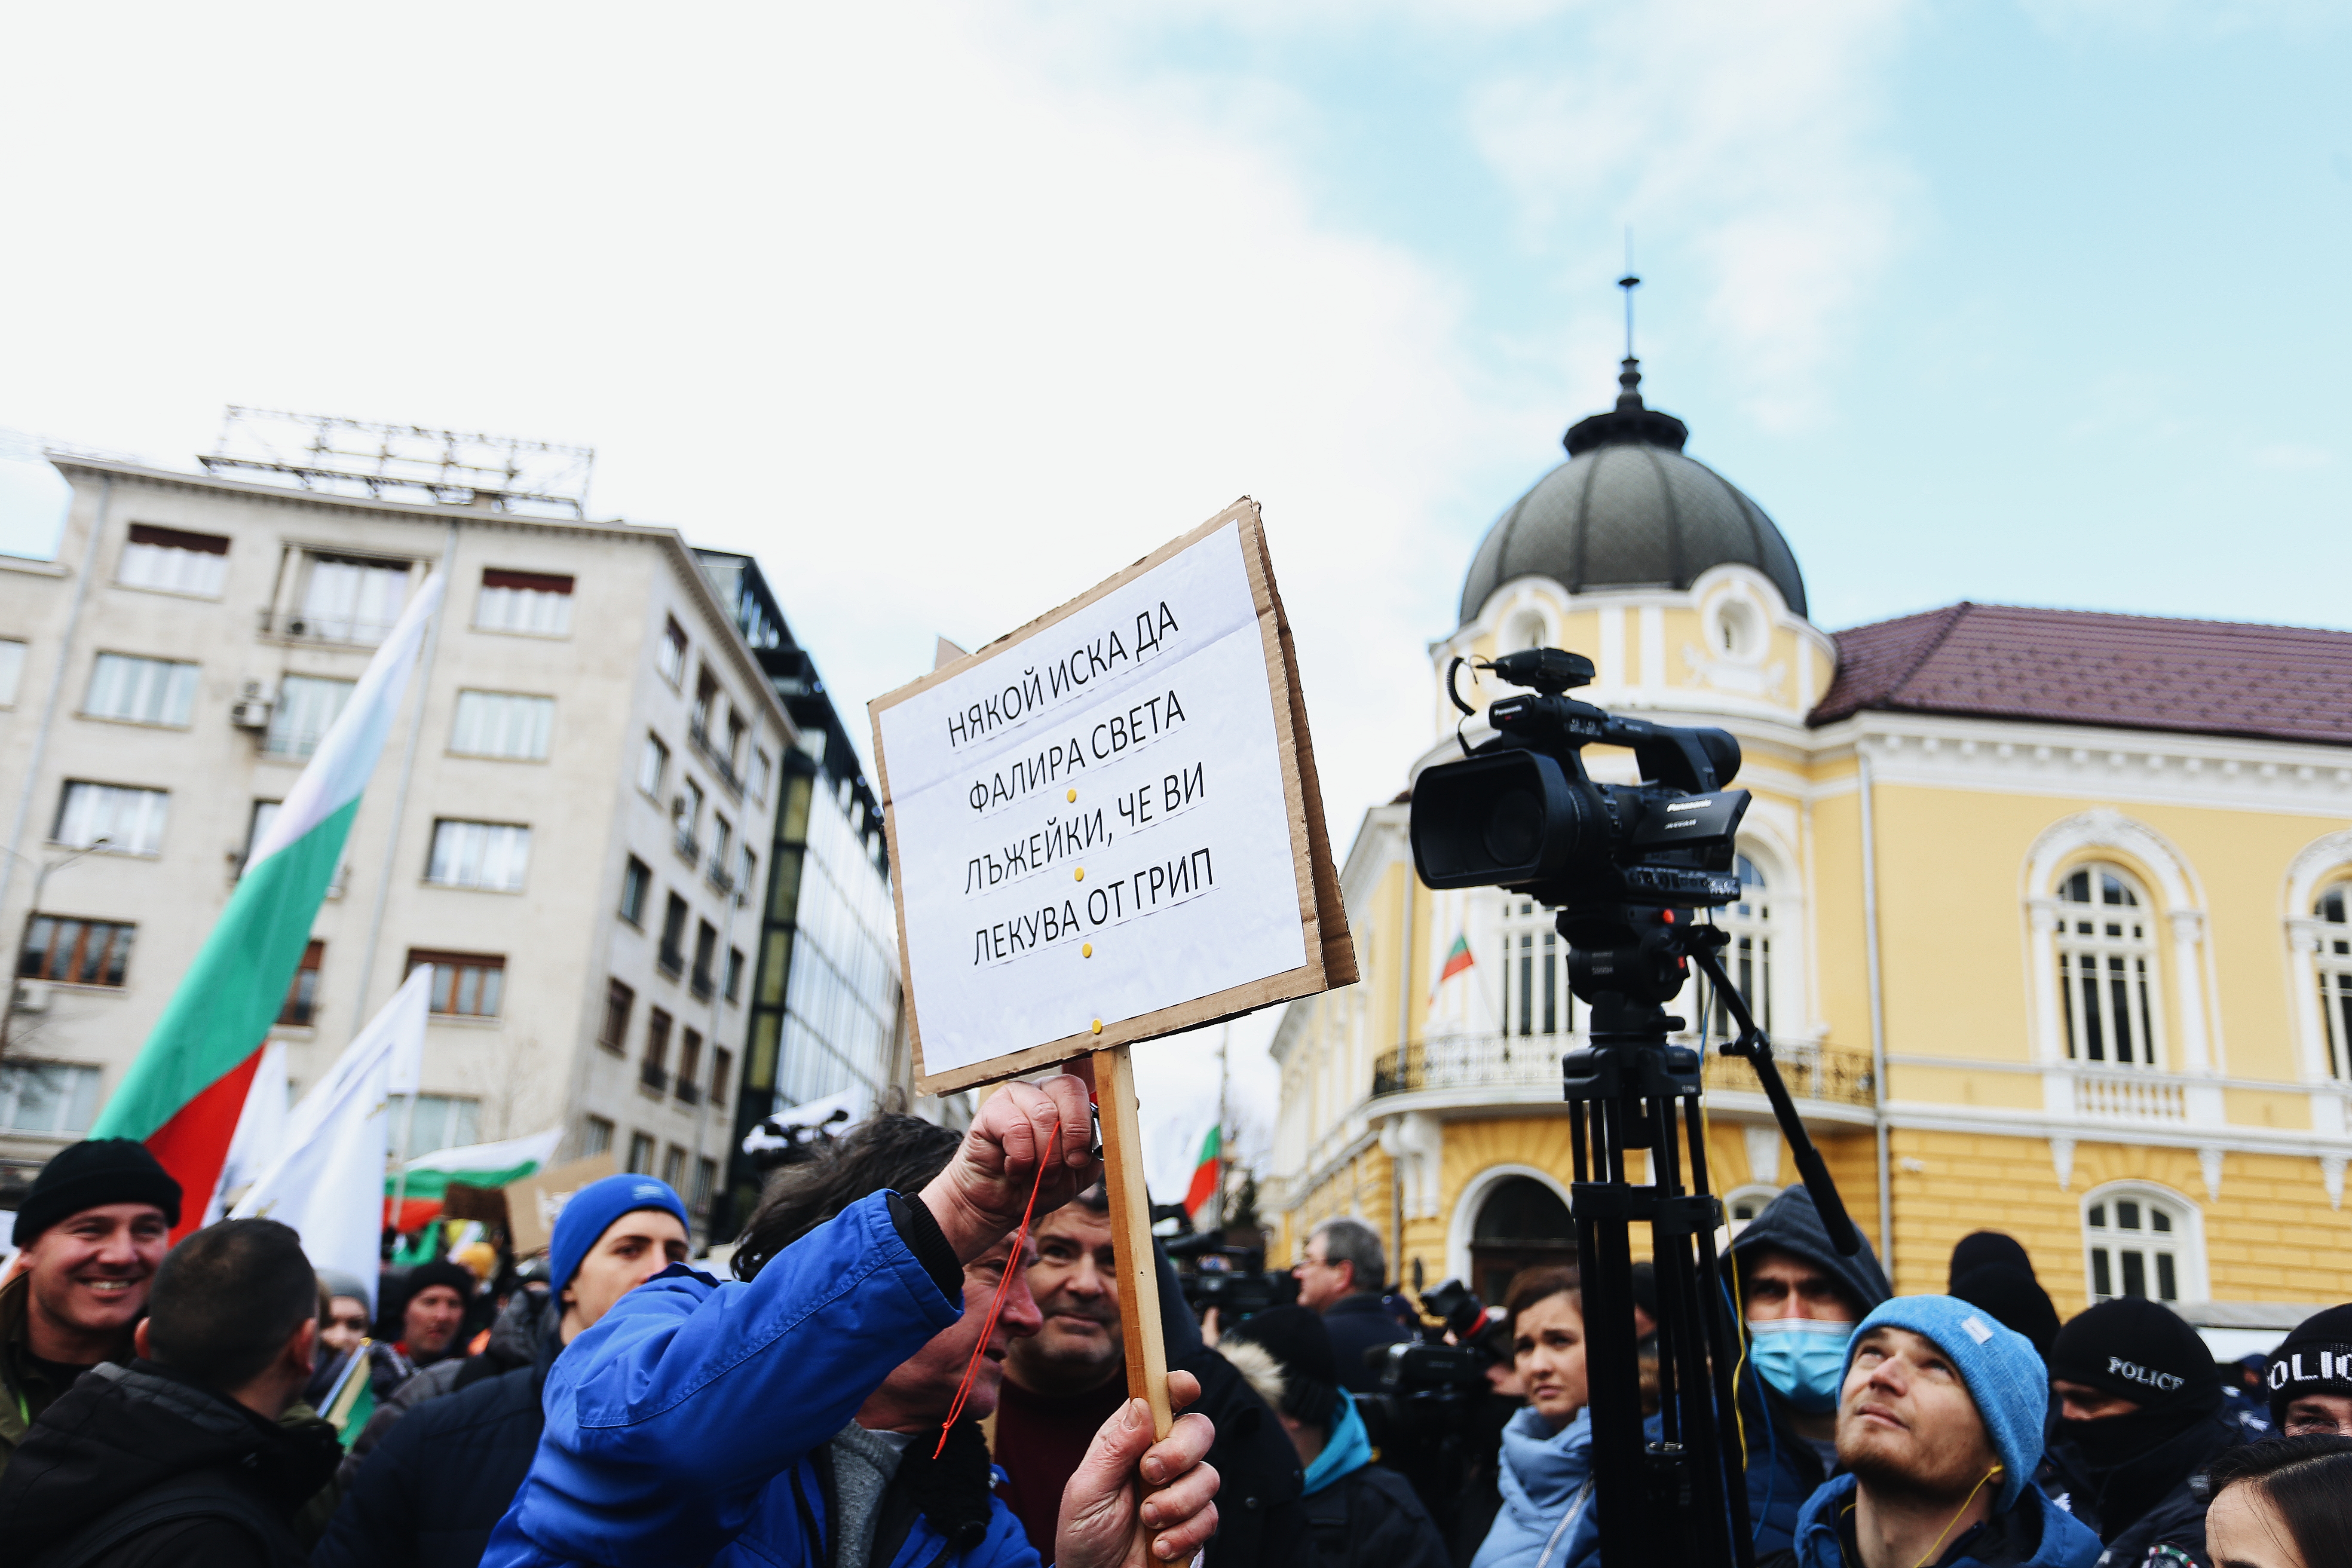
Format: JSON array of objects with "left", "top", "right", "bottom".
[{"left": 1749, "top": 1318, "right": 1854, "bottom": 1413}]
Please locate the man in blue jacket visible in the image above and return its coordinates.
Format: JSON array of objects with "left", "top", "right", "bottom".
[
  {"left": 1790, "top": 1296, "right": 2100, "bottom": 1568},
  {"left": 483, "top": 1076, "right": 1219, "bottom": 1568}
]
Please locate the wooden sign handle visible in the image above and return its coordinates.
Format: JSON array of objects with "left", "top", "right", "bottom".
[{"left": 1094, "top": 1044, "right": 1174, "bottom": 1441}]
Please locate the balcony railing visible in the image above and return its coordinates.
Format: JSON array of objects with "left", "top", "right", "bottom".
[
  {"left": 639, "top": 1061, "right": 670, "bottom": 1093},
  {"left": 2071, "top": 1067, "right": 2186, "bottom": 1123},
  {"left": 256, "top": 608, "right": 395, "bottom": 647},
  {"left": 1371, "top": 1033, "right": 1874, "bottom": 1110},
  {"left": 673, "top": 829, "right": 701, "bottom": 865},
  {"left": 688, "top": 724, "right": 744, "bottom": 796},
  {"left": 689, "top": 967, "right": 715, "bottom": 1002},
  {"left": 705, "top": 860, "right": 736, "bottom": 897},
  {"left": 656, "top": 943, "right": 686, "bottom": 978},
  {"left": 675, "top": 1078, "right": 703, "bottom": 1106}
]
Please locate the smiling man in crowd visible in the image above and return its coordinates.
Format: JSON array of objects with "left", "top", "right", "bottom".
[
  {"left": 1793, "top": 1295, "right": 2100, "bottom": 1568},
  {"left": 0, "top": 1138, "right": 181, "bottom": 1476}
]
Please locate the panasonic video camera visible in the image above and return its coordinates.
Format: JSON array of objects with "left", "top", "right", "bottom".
[{"left": 1409, "top": 648, "right": 1750, "bottom": 1003}]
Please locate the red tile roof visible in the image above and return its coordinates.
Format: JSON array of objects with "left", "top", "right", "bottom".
[{"left": 1810, "top": 603, "right": 2352, "bottom": 747}]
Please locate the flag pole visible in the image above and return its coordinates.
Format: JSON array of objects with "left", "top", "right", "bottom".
[{"left": 389, "top": 1091, "right": 420, "bottom": 1243}]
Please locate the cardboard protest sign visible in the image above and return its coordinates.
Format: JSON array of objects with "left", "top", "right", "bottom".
[
  {"left": 503, "top": 1152, "right": 617, "bottom": 1258},
  {"left": 871, "top": 499, "right": 1355, "bottom": 1093}
]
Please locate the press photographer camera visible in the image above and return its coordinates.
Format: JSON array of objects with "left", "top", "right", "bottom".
[
  {"left": 1350, "top": 1277, "right": 1512, "bottom": 1548},
  {"left": 1165, "top": 1226, "right": 1300, "bottom": 1322},
  {"left": 1408, "top": 647, "right": 1864, "bottom": 1568}
]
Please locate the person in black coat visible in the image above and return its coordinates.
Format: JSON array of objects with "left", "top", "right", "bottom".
[
  {"left": 1220, "top": 1305, "right": 1448, "bottom": 1568},
  {"left": 309, "top": 1174, "right": 692, "bottom": 1568},
  {"left": 0, "top": 1219, "right": 342, "bottom": 1568}
]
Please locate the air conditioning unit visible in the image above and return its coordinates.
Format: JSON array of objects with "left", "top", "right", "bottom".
[
  {"left": 14, "top": 981, "right": 52, "bottom": 1014},
  {"left": 230, "top": 699, "right": 273, "bottom": 729}
]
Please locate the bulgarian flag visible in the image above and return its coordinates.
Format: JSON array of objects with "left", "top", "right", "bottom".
[
  {"left": 1182, "top": 1124, "right": 1222, "bottom": 1228},
  {"left": 91, "top": 573, "right": 446, "bottom": 1237},
  {"left": 1430, "top": 931, "right": 1474, "bottom": 1000},
  {"left": 385, "top": 1126, "right": 564, "bottom": 1232}
]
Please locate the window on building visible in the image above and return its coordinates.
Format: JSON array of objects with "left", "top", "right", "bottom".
[
  {"left": 387, "top": 1093, "right": 480, "bottom": 1159},
  {"left": 690, "top": 668, "right": 717, "bottom": 744},
  {"left": 263, "top": 675, "right": 354, "bottom": 760},
  {"left": 711, "top": 1048, "right": 732, "bottom": 1110},
  {"left": 638, "top": 734, "right": 669, "bottom": 798},
  {"left": 1712, "top": 854, "right": 1774, "bottom": 1038},
  {"left": 724, "top": 712, "right": 747, "bottom": 772},
  {"left": 677, "top": 1029, "right": 703, "bottom": 1104},
  {"left": 662, "top": 1144, "right": 687, "bottom": 1190},
  {"left": 450, "top": 690, "right": 554, "bottom": 761},
  {"left": 426, "top": 820, "right": 531, "bottom": 892},
  {"left": 738, "top": 847, "right": 757, "bottom": 902},
  {"left": 658, "top": 895, "right": 689, "bottom": 976},
  {"left": 724, "top": 947, "right": 745, "bottom": 1003},
  {"left": 475, "top": 570, "right": 575, "bottom": 636},
  {"left": 642, "top": 1008, "right": 673, "bottom": 1093},
  {"left": 748, "top": 748, "right": 772, "bottom": 802},
  {"left": 692, "top": 1157, "right": 717, "bottom": 1215},
  {"left": 600, "top": 978, "right": 635, "bottom": 1054},
  {"left": 691, "top": 921, "right": 718, "bottom": 1000},
  {"left": 83, "top": 653, "right": 199, "bottom": 727},
  {"left": 0, "top": 639, "right": 24, "bottom": 707},
  {"left": 241, "top": 801, "right": 282, "bottom": 874},
  {"left": 279, "top": 940, "right": 324, "bottom": 1026},
  {"left": 1723, "top": 1184, "right": 1784, "bottom": 1237},
  {"left": 619, "top": 857, "right": 651, "bottom": 925},
  {"left": 405, "top": 949, "right": 506, "bottom": 1017},
  {"left": 2316, "top": 883, "right": 2352, "bottom": 1081},
  {"left": 627, "top": 1132, "right": 656, "bottom": 1174},
  {"left": 297, "top": 554, "right": 412, "bottom": 643},
  {"left": 0, "top": 1060, "right": 102, "bottom": 1134},
  {"left": 1499, "top": 898, "right": 1571, "bottom": 1041},
  {"left": 674, "top": 779, "right": 704, "bottom": 859},
  {"left": 657, "top": 618, "right": 688, "bottom": 686},
  {"left": 2084, "top": 1188, "right": 2195, "bottom": 1303},
  {"left": 21, "top": 918, "right": 135, "bottom": 987},
  {"left": 118, "top": 524, "right": 229, "bottom": 597},
  {"left": 582, "top": 1115, "right": 615, "bottom": 1158},
  {"left": 710, "top": 816, "right": 732, "bottom": 888},
  {"left": 2058, "top": 864, "right": 2160, "bottom": 1067},
  {"left": 54, "top": 781, "right": 168, "bottom": 855}
]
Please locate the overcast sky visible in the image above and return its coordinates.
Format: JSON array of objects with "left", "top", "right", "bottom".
[{"left": 5, "top": 2, "right": 2346, "bottom": 1202}]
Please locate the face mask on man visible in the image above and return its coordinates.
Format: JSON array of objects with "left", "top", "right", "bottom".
[{"left": 1749, "top": 1318, "right": 1854, "bottom": 1412}]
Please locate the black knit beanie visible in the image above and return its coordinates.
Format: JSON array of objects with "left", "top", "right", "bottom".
[
  {"left": 13, "top": 1138, "right": 182, "bottom": 1247},
  {"left": 1948, "top": 1231, "right": 2036, "bottom": 1289},
  {"left": 401, "top": 1259, "right": 477, "bottom": 1308},
  {"left": 1221, "top": 1305, "right": 1341, "bottom": 1424},
  {"left": 1951, "top": 1263, "right": 2061, "bottom": 1361},
  {"left": 2049, "top": 1296, "right": 2219, "bottom": 1412},
  {"left": 2266, "top": 1303, "right": 2352, "bottom": 1428}
]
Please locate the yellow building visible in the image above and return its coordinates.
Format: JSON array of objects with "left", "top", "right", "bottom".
[{"left": 1268, "top": 358, "right": 2352, "bottom": 1352}]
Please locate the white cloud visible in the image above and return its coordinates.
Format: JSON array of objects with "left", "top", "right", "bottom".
[{"left": 1464, "top": 0, "right": 1917, "bottom": 431}]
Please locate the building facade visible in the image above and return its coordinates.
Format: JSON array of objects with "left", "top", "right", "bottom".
[
  {"left": 693, "top": 551, "right": 925, "bottom": 1237},
  {"left": 1269, "top": 360, "right": 2352, "bottom": 1338},
  {"left": 0, "top": 453, "right": 789, "bottom": 1242}
]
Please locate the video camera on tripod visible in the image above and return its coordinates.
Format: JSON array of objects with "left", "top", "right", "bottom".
[
  {"left": 1164, "top": 1228, "right": 1299, "bottom": 1321},
  {"left": 1409, "top": 647, "right": 1863, "bottom": 1568}
]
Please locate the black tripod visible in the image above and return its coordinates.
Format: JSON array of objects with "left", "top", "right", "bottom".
[{"left": 1562, "top": 917, "right": 1863, "bottom": 1568}]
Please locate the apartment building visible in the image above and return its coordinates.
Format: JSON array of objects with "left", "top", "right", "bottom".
[{"left": 0, "top": 451, "right": 788, "bottom": 1239}]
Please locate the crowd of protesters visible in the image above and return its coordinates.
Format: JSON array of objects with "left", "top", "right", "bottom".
[{"left": 6, "top": 1121, "right": 2352, "bottom": 1568}]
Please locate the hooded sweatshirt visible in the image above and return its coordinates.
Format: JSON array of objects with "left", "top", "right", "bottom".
[
  {"left": 1725, "top": 1183, "right": 1893, "bottom": 1558},
  {"left": 1791, "top": 1473, "right": 2101, "bottom": 1568}
]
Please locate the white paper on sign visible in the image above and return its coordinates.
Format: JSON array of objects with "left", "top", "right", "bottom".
[{"left": 879, "top": 520, "right": 1308, "bottom": 1077}]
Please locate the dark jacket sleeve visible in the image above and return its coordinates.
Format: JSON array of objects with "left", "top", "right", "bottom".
[{"left": 311, "top": 1394, "right": 430, "bottom": 1568}]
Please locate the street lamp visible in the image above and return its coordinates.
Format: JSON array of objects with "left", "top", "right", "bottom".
[{"left": 0, "top": 839, "right": 111, "bottom": 1057}]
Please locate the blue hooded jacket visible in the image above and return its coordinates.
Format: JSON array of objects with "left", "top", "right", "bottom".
[
  {"left": 480, "top": 1190, "right": 1038, "bottom": 1568},
  {"left": 1791, "top": 1473, "right": 2101, "bottom": 1568},
  {"left": 1469, "top": 1405, "right": 1598, "bottom": 1568}
]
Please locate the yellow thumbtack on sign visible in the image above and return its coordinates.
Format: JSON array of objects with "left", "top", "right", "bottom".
[
  {"left": 1091, "top": 1019, "right": 1103, "bottom": 1035},
  {"left": 1074, "top": 867, "right": 1084, "bottom": 882},
  {"left": 1082, "top": 943, "right": 1093, "bottom": 958},
  {"left": 1066, "top": 788, "right": 1076, "bottom": 802}
]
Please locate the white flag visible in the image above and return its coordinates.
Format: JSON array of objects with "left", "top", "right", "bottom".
[
  {"left": 208, "top": 1040, "right": 290, "bottom": 1226},
  {"left": 230, "top": 966, "right": 432, "bottom": 1309}
]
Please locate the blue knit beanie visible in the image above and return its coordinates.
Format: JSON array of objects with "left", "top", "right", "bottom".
[
  {"left": 549, "top": 1173, "right": 691, "bottom": 1298},
  {"left": 1845, "top": 1295, "right": 2046, "bottom": 1511}
]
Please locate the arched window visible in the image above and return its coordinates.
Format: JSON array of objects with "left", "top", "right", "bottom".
[
  {"left": 1499, "top": 897, "right": 1571, "bottom": 1041},
  {"left": 1504, "top": 609, "right": 1547, "bottom": 654},
  {"left": 2083, "top": 1187, "right": 2198, "bottom": 1304},
  {"left": 1470, "top": 1174, "right": 1575, "bottom": 1306},
  {"left": 2317, "top": 882, "right": 2352, "bottom": 1081},
  {"left": 1724, "top": 1182, "right": 1782, "bottom": 1237},
  {"left": 2057, "top": 864, "right": 2161, "bottom": 1068},
  {"left": 1710, "top": 855, "right": 1774, "bottom": 1038}
]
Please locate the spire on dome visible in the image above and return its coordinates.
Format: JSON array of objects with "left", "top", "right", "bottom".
[{"left": 1565, "top": 259, "right": 1687, "bottom": 456}]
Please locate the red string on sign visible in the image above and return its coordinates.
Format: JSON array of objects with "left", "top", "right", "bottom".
[{"left": 932, "top": 1146, "right": 1054, "bottom": 1459}]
